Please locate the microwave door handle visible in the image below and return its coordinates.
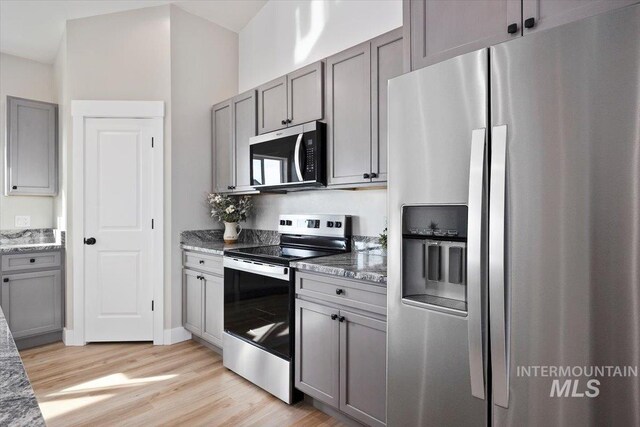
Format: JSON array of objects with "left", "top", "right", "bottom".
[
  {"left": 467, "top": 128, "right": 487, "bottom": 400},
  {"left": 294, "top": 133, "right": 304, "bottom": 182}
]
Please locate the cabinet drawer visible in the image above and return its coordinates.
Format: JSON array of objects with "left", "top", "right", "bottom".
[
  {"left": 1, "top": 251, "right": 61, "bottom": 272},
  {"left": 296, "top": 272, "right": 386, "bottom": 315},
  {"left": 183, "top": 251, "right": 223, "bottom": 276}
]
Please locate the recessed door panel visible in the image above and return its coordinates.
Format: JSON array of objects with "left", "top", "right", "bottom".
[{"left": 98, "top": 252, "right": 140, "bottom": 316}]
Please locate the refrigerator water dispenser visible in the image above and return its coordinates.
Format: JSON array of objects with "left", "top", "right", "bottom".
[{"left": 402, "top": 205, "right": 468, "bottom": 315}]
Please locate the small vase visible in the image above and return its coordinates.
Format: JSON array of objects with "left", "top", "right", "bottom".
[{"left": 223, "top": 222, "right": 242, "bottom": 243}]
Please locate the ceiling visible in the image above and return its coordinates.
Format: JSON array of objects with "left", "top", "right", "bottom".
[{"left": 0, "top": 0, "right": 267, "bottom": 64}]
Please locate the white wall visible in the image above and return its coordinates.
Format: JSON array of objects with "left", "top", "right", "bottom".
[
  {"left": 0, "top": 53, "right": 56, "bottom": 229},
  {"left": 169, "top": 5, "right": 238, "bottom": 328},
  {"left": 239, "top": 0, "right": 402, "bottom": 91},
  {"left": 237, "top": 0, "right": 401, "bottom": 236}
]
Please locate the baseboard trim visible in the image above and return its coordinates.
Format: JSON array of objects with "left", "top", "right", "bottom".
[
  {"left": 163, "top": 327, "right": 192, "bottom": 345},
  {"left": 63, "top": 328, "right": 84, "bottom": 346},
  {"left": 304, "top": 395, "right": 365, "bottom": 427}
]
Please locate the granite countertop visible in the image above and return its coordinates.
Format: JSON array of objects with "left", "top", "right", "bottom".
[
  {"left": 0, "top": 228, "right": 65, "bottom": 254},
  {"left": 181, "top": 240, "right": 274, "bottom": 256},
  {"left": 292, "top": 249, "right": 387, "bottom": 284},
  {"left": 0, "top": 242, "right": 65, "bottom": 254},
  {"left": 0, "top": 307, "right": 45, "bottom": 426},
  {"left": 180, "top": 229, "right": 279, "bottom": 256}
]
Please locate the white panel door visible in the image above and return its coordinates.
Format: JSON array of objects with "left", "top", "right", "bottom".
[{"left": 84, "top": 118, "right": 156, "bottom": 341}]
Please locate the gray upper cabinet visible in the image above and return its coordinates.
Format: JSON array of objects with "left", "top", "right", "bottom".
[
  {"left": 295, "top": 299, "right": 340, "bottom": 408},
  {"left": 257, "top": 76, "right": 288, "bottom": 134},
  {"left": 521, "top": 0, "right": 637, "bottom": 34},
  {"left": 371, "top": 28, "right": 404, "bottom": 183},
  {"left": 5, "top": 96, "right": 58, "bottom": 196},
  {"left": 287, "top": 61, "right": 324, "bottom": 126},
  {"left": 212, "top": 99, "right": 234, "bottom": 193},
  {"left": 232, "top": 90, "right": 257, "bottom": 192},
  {"left": 257, "top": 61, "right": 325, "bottom": 134},
  {"left": 1, "top": 269, "right": 62, "bottom": 339},
  {"left": 404, "top": 0, "right": 520, "bottom": 72},
  {"left": 326, "top": 42, "right": 372, "bottom": 186},
  {"left": 212, "top": 91, "right": 257, "bottom": 194},
  {"left": 339, "top": 310, "right": 387, "bottom": 427}
]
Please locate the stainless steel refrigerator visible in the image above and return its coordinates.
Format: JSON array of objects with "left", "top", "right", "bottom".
[{"left": 387, "top": 5, "right": 640, "bottom": 426}]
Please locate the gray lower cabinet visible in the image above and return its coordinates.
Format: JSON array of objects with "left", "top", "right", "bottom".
[
  {"left": 212, "top": 90, "right": 257, "bottom": 194},
  {"left": 295, "top": 273, "right": 387, "bottom": 426},
  {"left": 327, "top": 29, "right": 403, "bottom": 187},
  {"left": 182, "top": 251, "right": 224, "bottom": 348},
  {"left": 5, "top": 96, "right": 58, "bottom": 196},
  {"left": 257, "top": 61, "right": 325, "bottom": 134},
  {"left": 0, "top": 250, "right": 64, "bottom": 350}
]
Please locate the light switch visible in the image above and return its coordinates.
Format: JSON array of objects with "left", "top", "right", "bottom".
[{"left": 15, "top": 216, "right": 31, "bottom": 227}]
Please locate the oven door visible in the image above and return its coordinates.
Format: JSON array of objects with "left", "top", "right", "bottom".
[
  {"left": 250, "top": 121, "right": 325, "bottom": 190},
  {"left": 223, "top": 257, "right": 293, "bottom": 360}
]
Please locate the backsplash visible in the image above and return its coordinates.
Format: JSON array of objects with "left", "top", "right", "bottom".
[{"left": 0, "top": 228, "right": 59, "bottom": 246}]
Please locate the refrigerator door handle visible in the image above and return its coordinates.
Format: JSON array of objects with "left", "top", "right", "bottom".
[
  {"left": 467, "top": 128, "right": 486, "bottom": 400},
  {"left": 489, "top": 124, "right": 510, "bottom": 408}
]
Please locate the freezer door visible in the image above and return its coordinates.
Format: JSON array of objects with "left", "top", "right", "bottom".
[
  {"left": 387, "top": 49, "right": 489, "bottom": 426},
  {"left": 490, "top": 5, "right": 640, "bottom": 426}
]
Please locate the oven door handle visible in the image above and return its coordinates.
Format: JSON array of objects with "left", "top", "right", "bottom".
[
  {"left": 294, "top": 133, "right": 304, "bottom": 182},
  {"left": 224, "top": 257, "right": 290, "bottom": 281}
]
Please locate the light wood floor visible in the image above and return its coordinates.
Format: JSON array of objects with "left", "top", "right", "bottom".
[{"left": 20, "top": 340, "right": 343, "bottom": 427}]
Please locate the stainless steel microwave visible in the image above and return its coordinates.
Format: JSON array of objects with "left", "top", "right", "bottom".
[{"left": 249, "top": 121, "right": 326, "bottom": 191}]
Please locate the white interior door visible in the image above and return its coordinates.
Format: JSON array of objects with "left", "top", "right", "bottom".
[{"left": 84, "top": 118, "right": 157, "bottom": 341}]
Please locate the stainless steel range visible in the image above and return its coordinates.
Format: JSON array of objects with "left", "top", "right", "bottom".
[{"left": 222, "top": 214, "right": 352, "bottom": 403}]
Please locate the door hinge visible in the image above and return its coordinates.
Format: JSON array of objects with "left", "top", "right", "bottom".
[
  {"left": 152, "top": 219, "right": 154, "bottom": 229},
  {"left": 152, "top": 300, "right": 154, "bottom": 311},
  {"left": 151, "top": 137, "right": 154, "bottom": 148}
]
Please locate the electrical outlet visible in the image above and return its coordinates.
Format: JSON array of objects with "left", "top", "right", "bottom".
[{"left": 15, "top": 216, "right": 31, "bottom": 227}]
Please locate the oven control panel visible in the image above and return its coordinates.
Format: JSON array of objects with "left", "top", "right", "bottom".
[{"left": 278, "top": 214, "right": 352, "bottom": 237}]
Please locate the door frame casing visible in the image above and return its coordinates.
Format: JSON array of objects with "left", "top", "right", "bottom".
[{"left": 70, "top": 100, "right": 165, "bottom": 346}]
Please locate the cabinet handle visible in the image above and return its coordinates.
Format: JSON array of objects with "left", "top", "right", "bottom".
[
  {"left": 507, "top": 23, "right": 518, "bottom": 34},
  {"left": 338, "top": 316, "right": 346, "bottom": 323},
  {"left": 3, "top": 278, "right": 8, "bottom": 283},
  {"left": 524, "top": 17, "right": 535, "bottom": 29},
  {"left": 30, "top": 258, "right": 36, "bottom": 263},
  {"left": 335, "top": 288, "right": 344, "bottom": 295},
  {"left": 281, "top": 120, "right": 287, "bottom": 125},
  {"left": 363, "top": 173, "right": 370, "bottom": 179},
  {"left": 227, "top": 185, "right": 232, "bottom": 190},
  {"left": 331, "top": 314, "right": 338, "bottom": 320},
  {"left": 370, "top": 172, "right": 378, "bottom": 178},
  {"left": 286, "top": 119, "right": 292, "bottom": 124},
  {"left": 199, "top": 260, "right": 205, "bottom": 264}
]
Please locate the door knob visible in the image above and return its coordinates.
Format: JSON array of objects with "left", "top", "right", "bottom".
[{"left": 84, "top": 237, "right": 97, "bottom": 245}]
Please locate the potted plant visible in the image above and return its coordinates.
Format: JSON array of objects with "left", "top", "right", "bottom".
[{"left": 207, "top": 193, "right": 253, "bottom": 243}]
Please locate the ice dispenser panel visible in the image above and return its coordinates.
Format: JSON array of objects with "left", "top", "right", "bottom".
[{"left": 402, "top": 205, "right": 468, "bottom": 314}]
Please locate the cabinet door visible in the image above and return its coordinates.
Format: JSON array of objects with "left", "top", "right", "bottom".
[
  {"left": 6, "top": 96, "right": 58, "bottom": 196},
  {"left": 326, "top": 42, "right": 372, "bottom": 186},
  {"left": 287, "top": 61, "right": 324, "bottom": 126},
  {"left": 202, "top": 274, "right": 223, "bottom": 347},
  {"left": 257, "top": 76, "right": 288, "bottom": 134},
  {"left": 1, "top": 270, "right": 62, "bottom": 339},
  {"left": 233, "top": 90, "right": 257, "bottom": 192},
  {"left": 405, "top": 0, "right": 521, "bottom": 71},
  {"left": 371, "top": 28, "right": 403, "bottom": 183},
  {"left": 295, "top": 299, "right": 340, "bottom": 407},
  {"left": 183, "top": 269, "right": 202, "bottom": 336},
  {"left": 212, "top": 100, "right": 234, "bottom": 193},
  {"left": 339, "top": 310, "right": 387, "bottom": 427},
  {"left": 522, "top": 0, "right": 636, "bottom": 34}
]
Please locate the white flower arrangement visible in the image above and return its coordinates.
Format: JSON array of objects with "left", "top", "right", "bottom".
[{"left": 207, "top": 193, "right": 252, "bottom": 223}]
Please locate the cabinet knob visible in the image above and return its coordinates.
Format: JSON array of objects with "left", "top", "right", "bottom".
[
  {"left": 338, "top": 316, "right": 346, "bottom": 323},
  {"left": 363, "top": 173, "right": 370, "bottom": 179},
  {"left": 336, "top": 288, "right": 344, "bottom": 295},
  {"left": 30, "top": 258, "right": 36, "bottom": 263},
  {"left": 286, "top": 119, "right": 292, "bottom": 124},
  {"left": 3, "top": 278, "right": 8, "bottom": 283},
  {"left": 12, "top": 186, "right": 17, "bottom": 190},
  {"left": 507, "top": 23, "right": 518, "bottom": 34},
  {"left": 331, "top": 314, "right": 338, "bottom": 320},
  {"left": 281, "top": 120, "right": 287, "bottom": 125},
  {"left": 199, "top": 260, "right": 205, "bottom": 264},
  {"left": 524, "top": 17, "right": 535, "bottom": 29},
  {"left": 370, "top": 172, "right": 378, "bottom": 178}
]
